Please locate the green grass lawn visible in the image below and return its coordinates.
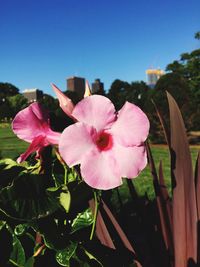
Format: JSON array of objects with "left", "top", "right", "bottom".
[
  {"left": 0, "top": 123, "right": 199, "bottom": 208},
  {"left": 0, "top": 123, "right": 28, "bottom": 159}
]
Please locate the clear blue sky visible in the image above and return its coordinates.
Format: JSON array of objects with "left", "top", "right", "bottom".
[{"left": 0, "top": 0, "right": 199, "bottom": 95}]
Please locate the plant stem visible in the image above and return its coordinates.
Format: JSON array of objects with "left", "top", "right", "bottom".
[{"left": 90, "top": 191, "right": 98, "bottom": 240}]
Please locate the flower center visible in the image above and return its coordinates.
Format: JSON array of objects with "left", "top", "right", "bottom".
[{"left": 95, "top": 131, "right": 113, "bottom": 151}]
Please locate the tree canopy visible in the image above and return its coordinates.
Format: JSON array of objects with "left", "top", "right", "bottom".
[
  {"left": 0, "top": 83, "right": 19, "bottom": 99},
  {"left": 107, "top": 79, "right": 148, "bottom": 110},
  {"left": 166, "top": 31, "right": 200, "bottom": 101}
]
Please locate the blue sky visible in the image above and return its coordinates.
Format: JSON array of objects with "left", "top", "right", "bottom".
[{"left": 0, "top": 0, "right": 199, "bottom": 95}]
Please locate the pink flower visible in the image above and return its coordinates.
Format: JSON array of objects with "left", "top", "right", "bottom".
[
  {"left": 51, "top": 82, "right": 91, "bottom": 118},
  {"left": 12, "top": 102, "right": 61, "bottom": 163},
  {"left": 59, "top": 95, "right": 150, "bottom": 190},
  {"left": 51, "top": 83, "right": 75, "bottom": 119}
]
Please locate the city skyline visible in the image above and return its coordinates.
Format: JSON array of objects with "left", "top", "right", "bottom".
[{"left": 0, "top": 0, "right": 199, "bottom": 95}]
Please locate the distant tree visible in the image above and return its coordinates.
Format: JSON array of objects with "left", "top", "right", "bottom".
[
  {"left": 7, "top": 94, "right": 28, "bottom": 118},
  {"left": 0, "top": 99, "right": 12, "bottom": 121},
  {"left": 166, "top": 60, "right": 185, "bottom": 75},
  {"left": 126, "top": 81, "right": 149, "bottom": 108},
  {"left": 93, "top": 87, "right": 106, "bottom": 96},
  {"left": 0, "top": 83, "right": 19, "bottom": 99},
  {"left": 107, "top": 79, "right": 131, "bottom": 109},
  {"left": 39, "top": 94, "right": 58, "bottom": 112},
  {"left": 0, "top": 83, "right": 20, "bottom": 120},
  {"left": 146, "top": 70, "right": 198, "bottom": 141},
  {"left": 165, "top": 31, "right": 200, "bottom": 130},
  {"left": 154, "top": 73, "right": 190, "bottom": 108},
  {"left": 166, "top": 31, "right": 200, "bottom": 98},
  {"left": 107, "top": 79, "right": 149, "bottom": 110},
  {"left": 195, "top": 31, "right": 200, "bottom": 40}
]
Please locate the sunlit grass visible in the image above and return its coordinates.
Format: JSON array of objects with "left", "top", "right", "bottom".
[{"left": 0, "top": 123, "right": 28, "bottom": 159}]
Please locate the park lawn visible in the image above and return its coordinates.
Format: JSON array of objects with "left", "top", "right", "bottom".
[
  {"left": 0, "top": 123, "right": 28, "bottom": 159},
  {"left": 0, "top": 123, "right": 199, "bottom": 206}
]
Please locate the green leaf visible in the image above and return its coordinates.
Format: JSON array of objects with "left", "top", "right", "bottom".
[
  {"left": 71, "top": 208, "right": 93, "bottom": 233},
  {"left": 0, "top": 159, "right": 25, "bottom": 190},
  {"left": 52, "top": 159, "right": 66, "bottom": 187},
  {"left": 56, "top": 242, "right": 78, "bottom": 266},
  {"left": 83, "top": 248, "right": 103, "bottom": 267},
  {"left": 0, "top": 224, "right": 13, "bottom": 264},
  {"left": 0, "top": 220, "right": 6, "bottom": 230},
  {"left": 14, "top": 224, "right": 28, "bottom": 236},
  {"left": 0, "top": 158, "right": 19, "bottom": 169},
  {"left": 0, "top": 173, "right": 59, "bottom": 220},
  {"left": 67, "top": 168, "right": 78, "bottom": 183},
  {"left": 60, "top": 191, "right": 71, "bottom": 213},
  {"left": 69, "top": 182, "right": 93, "bottom": 212},
  {"left": 47, "top": 185, "right": 71, "bottom": 213},
  {"left": 24, "top": 257, "right": 35, "bottom": 267},
  {"left": 33, "top": 217, "right": 69, "bottom": 250},
  {"left": 10, "top": 235, "right": 26, "bottom": 267},
  {"left": 52, "top": 159, "right": 78, "bottom": 186}
]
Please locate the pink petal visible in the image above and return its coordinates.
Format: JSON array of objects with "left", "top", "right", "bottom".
[
  {"left": 110, "top": 101, "right": 150, "bottom": 146},
  {"left": 12, "top": 103, "right": 48, "bottom": 143},
  {"left": 46, "top": 130, "right": 61, "bottom": 145},
  {"left": 30, "top": 102, "right": 49, "bottom": 122},
  {"left": 17, "top": 135, "right": 46, "bottom": 163},
  {"left": 80, "top": 148, "right": 122, "bottom": 190},
  {"left": 113, "top": 144, "right": 147, "bottom": 178},
  {"left": 51, "top": 83, "right": 75, "bottom": 119},
  {"left": 59, "top": 122, "right": 96, "bottom": 167},
  {"left": 72, "top": 95, "right": 116, "bottom": 132},
  {"left": 84, "top": 81, "right": 92, "bottom": 97}
]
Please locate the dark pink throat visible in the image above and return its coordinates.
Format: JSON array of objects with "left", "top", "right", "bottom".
[{"left": 95, "top": 131, "right": 113, "bottom": 151}]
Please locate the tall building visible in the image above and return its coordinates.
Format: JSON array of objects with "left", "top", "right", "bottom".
[
  {"left": 22, "top": 89, "right": 43, "bottom": 103},
  {"left": 146, "top": 69, "right": 164, "bottom": 88},
  {"left": 67, "top": 76, "right": 85, "bottom": 100},
  {"left": 92, "top": 79, "right": 104, "bottom": 94}
]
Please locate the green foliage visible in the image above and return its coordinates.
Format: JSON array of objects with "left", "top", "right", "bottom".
[
  {"left": 55, "top": 242, "right": 78, "bottom": 266},
  {"left": 71, "top": 208, "right": 93, "bottom": 233},
  {"left": 0, "top": 98, "right": 12, "bottom": 120},
  {"left": 10, "top": 235, "right": 26, "bottom": 267},
  {"left": 0, "top": 223, "right": 13, "bottom": 265},
  {"left": 195, "top": 31, "right": 200, "bottom": 40},
  {"left": 0, "top": 146, "right": 139, "bottom": 266},
  {"left": 0, "top": 82, "right": 19, "bottom": 98},
  {"left": 14, "top": 224, "right": 28, "bottom": 236},
  {"left": 0, "top": 160, "right": 59, "bottom": 220},
  {"left": 0, "top": 83, "right": 21, "bottom": 120},
  {"left": 107, "top": 79, "right": 131, "bottom": 109},
  {"left": 24, "top": 257, "right": 35, "bottom": 267},
  {"left": 0, "top": 154, "right": 105, "bottom": 266},
  {"left": 47, "top": 185, "right": 71, "bottom": 213},
  {"left": 0, "top": 174, "right": 58, "bottom": 220},
  {"left": 165, "top": 31, "right": 200, "bottom": 131},
  {"left": 107, "top": 79, "right": 149, "bottom": 110},
  {"left": 7, "top": 94, "right": 28, "bottom": 118},
  {"left": 39, "top": 93, "right": 58, "bottom": 112}
]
